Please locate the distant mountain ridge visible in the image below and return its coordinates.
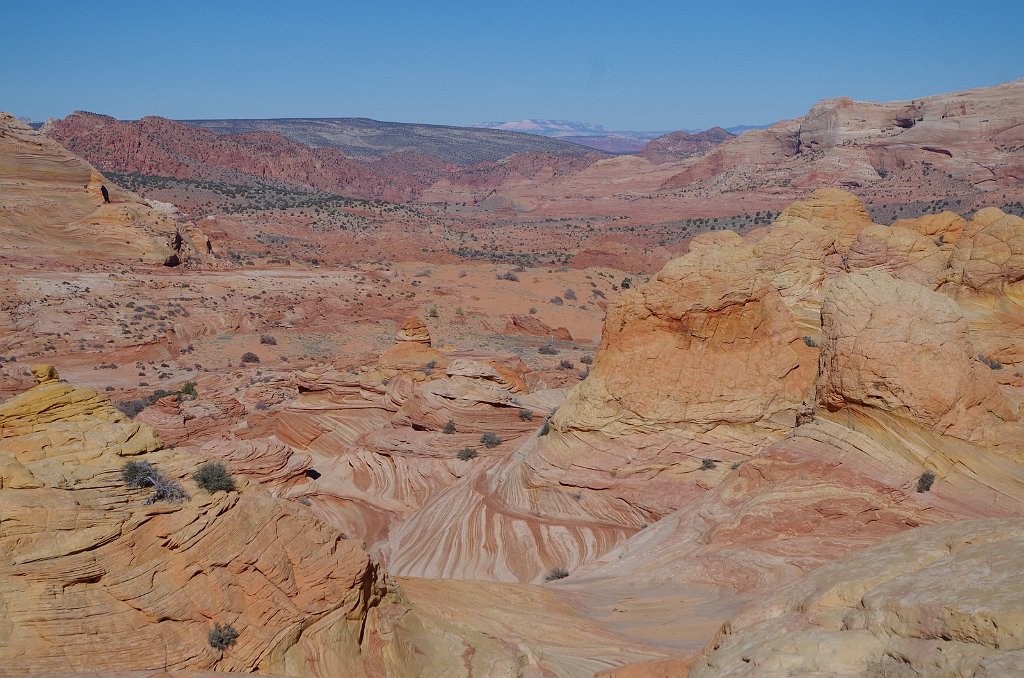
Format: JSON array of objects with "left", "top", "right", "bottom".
[
  {"left": 474, "top": 118, "right": 767, "bottom": 153},
  {"left": 182, "top": 117, "right": 599, "bottom": 165}
]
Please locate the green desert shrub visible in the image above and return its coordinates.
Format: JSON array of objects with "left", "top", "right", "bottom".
[
  {"left": 443, "top": 419, "right": 456, "bottom": 434},
  {"left": 457, "top": 448, "right": 478, "bottom": 461},
  {"left": 481, "top": 432, "right": 502, "bottom": 448},
  {"left": 917, "top": 470, "right": 936, "bottom": 493},
  {"left": 193, "top": 461, "right": 236, "bottom": 493}
]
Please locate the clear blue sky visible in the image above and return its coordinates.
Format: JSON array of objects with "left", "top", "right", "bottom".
[{"left": 4, "top": 0, "right": 1022, "bottom": 130}]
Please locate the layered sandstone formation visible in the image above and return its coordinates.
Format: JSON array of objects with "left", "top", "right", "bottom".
[
  {"left": 0, "top": 113, "right": 177, "bottom": 264},
  {"left": 0, "top": 366, "right": 395, "bottom": 675}
]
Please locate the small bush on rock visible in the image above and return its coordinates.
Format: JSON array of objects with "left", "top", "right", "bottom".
[
  {"left": 481, "top": 432, "right": 502, "bottom": 448},
  {"left": 121, "top": 460, "right": 188, "bottom": 504},
  {"left": 917, "top": 470, "right": 936, "bottom": 493},
  {"left": 208, "top": 622, "right": 239, "bottom": 650},
  {"left": 545, "top": 568, "right": 569, "bottom": 582},
  {"left": 443, "top": 419, "right": 456, "bottom": 434},
  {"left": 193, "top": 461, "right": 236, "bottom": 493},
  {"left": 457, "top": 448, "right": 478, "bottom": 461}
]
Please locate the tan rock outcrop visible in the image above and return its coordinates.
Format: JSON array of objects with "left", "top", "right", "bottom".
[
  {"left": 691, "top": 520, "right": 1024, "bottom": 677},
  {"left": 817, "top": 270, "right": 1015, "bottom": 443},
  {"left": 379, "top": 316, "right": 443, "bottom": 372},
  {"left": 0, "top": 112, "right": 176, "bottom": 264},
  {"left": 892, "top": 210, "right": 966, "bottom": 250},
  {"left": 555, "top": 239, "right": 816, "bottom": 437},
  {"left": 846, "top": 224, "right": 948, "bottom": 286},
  {"left": 947, "top": 208, "right": 1024, "bottom": 292}
]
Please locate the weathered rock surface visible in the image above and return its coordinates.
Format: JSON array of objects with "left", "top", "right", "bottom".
[
  {"left": 817, "top": 270, "right": 1016, "bottom": 443},
  {"left": 690, "top": 520, "right": 1024, "bottom": 677},
  {"left": 554, "top": 231, "right": 816, "bottom": 438},
  {"left": 0, "top": 113, "right": 176, "bottom": 264}
]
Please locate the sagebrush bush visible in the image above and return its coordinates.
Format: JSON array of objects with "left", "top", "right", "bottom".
[
  {"left": 518, "top": 408, "right": 534, "bottom": 421},
  {"left": 122, "top": 460, "right": 157, "bottom": 488},
  {"left": 701, "top": 458, "right": 717, "bottom": 470},
  {"left": 457, "top": 448, "right": 478, "bottom": 461},
  {"left": 443, "top": 419, "right": 456, "bottom": 434},
  {"left": 193, "top": 462, "right": 236, "bottom": 493},
  {"left": 260, "top": 334, "right": 277, "bottom": 345},
  {"left": 579, "top": 355, "right": 593, "bottom": 365},
  {"left": 121, "top": 460, "right": 188, "bottom": 504},
  {"left": 538, "top": 344, "right": 559, "bottom": 355},
  {"left": 481, "top": 432, "right": 502, "bottom": 448},
  {"left": 917, "top": 470, "right": 936, "bottom": 493},
  {"left": 208, "top": 622, "right": 239, "bottom": 650},
  {"left": 558, "top": 359, "right": 574, "bottom": 370},
  {"left": 240, "top": 352, "right": 260, "bottom": 364}
]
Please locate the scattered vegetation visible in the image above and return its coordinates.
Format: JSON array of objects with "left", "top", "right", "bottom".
[
  {"left": 457, "top": 448, "right": 478, "bottom": 461},
  {"left": 701, "top": 458, "right": 717, "bottom": 470},
  {"left": 579, "top": 355, "right": 593, "bottom": 365},
  {"left": 518, "top": 408, "right": 534, "bottom": 421},
  {"left": 428, "top": 305, "right": 440, "bottom": 318},
  {"left": 538, "top": 344, "right": 559, "bottom": 355},
  {"left": 563, "top": 288, "right": 577, "bottom": 300},
  {"left": 208, "top": 622, "right": 239, "bottom": 650},
  {"left": 496, "top": 271, "right": 520, "bottom": 282},
  {"left": 803, "top": 336, "right": 819, "bottom": 348},
  {"left": 260, "top": 334, "right": 277, "bottom": 345},
  {"left": 917, "top": 470, "right": 936, "bottom": 493},
  {"left": 558, "top": 359, "right": 574, "bottom": 370},
  {"left": 121, "top": 460, "right": 188, "bottom": 504},
  {"left": 116, "top": 382, "right": 197, "bottom": 418},
  {"left": 240, "top": 351, "right": 261, "bottom": 364},
  {"left": 545, "top": 568, "right": 569, "bottom": 582},
  {"left": 193, "top": 461, "right": 236, "bottom": 493},
  {"left": 481, "top": 432, "right": 502, "bottom": 448},
  {"left": 443, "top": 419, "right": 456, "bottom": 434}
]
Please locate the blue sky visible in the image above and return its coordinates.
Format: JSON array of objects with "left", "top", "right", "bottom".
[{"left": 4, "top": 0, "right": 1022, "bottom": 130}]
